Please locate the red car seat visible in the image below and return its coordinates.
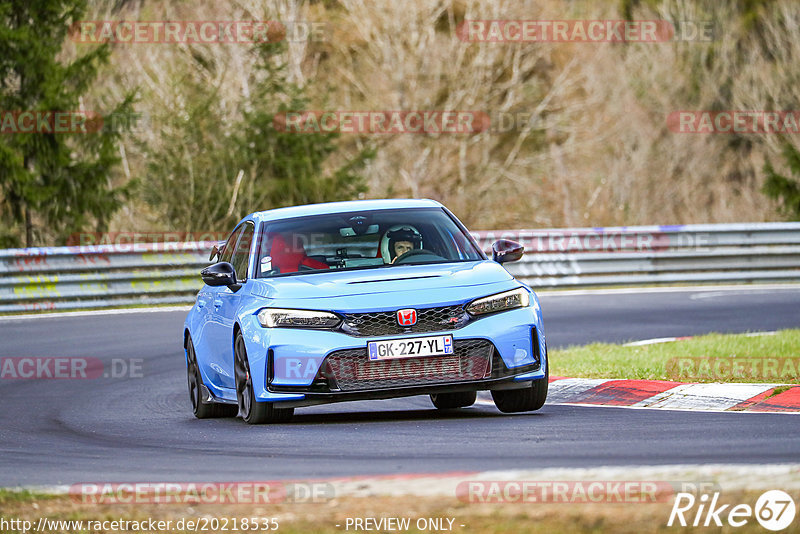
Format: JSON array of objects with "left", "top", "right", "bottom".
[{"left": 269, "top": 234, "right": 329, "bottom": 273}]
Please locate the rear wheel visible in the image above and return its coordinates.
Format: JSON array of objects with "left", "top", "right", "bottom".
[
  {"left": 186, "top": 336, "right": 236, "bottom": 419},
  {"left": 491, "top": 355, "right": 548, "bottom": 414},
  {"left": 430, "top": 391, "right": 477, "bottom": 409},
  {"left": 234, "top": 332, "right": 294, "bottom": 424}
]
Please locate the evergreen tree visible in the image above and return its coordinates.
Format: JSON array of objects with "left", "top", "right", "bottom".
[{"left": 0, "top": 0, "right": 134, "bottom": 247}]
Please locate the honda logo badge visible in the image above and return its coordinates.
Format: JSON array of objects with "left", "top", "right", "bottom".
[{"left": 397, "top": 309, "right": 417, "bottom": 326}]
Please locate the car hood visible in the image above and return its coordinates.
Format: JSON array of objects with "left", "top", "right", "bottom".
[{"left": 247, "top": 261, "right": 517, "bottom": 308}]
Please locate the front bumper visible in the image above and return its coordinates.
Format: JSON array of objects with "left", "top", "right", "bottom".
[{"left": 237, "top": 305, "right": 546, "bottom": 407}]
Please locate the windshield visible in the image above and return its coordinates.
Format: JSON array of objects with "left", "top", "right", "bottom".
[{"left": 254, "top": 207, "right": 484, "bottom": 278}]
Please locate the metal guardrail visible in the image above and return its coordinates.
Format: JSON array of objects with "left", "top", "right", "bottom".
[
  {"left": 472, "top": 222, "right": 800, "bottom": 288},
  {"left": 0, "top": 242, "right": 212, "bottom": 313},
  {"left": 1, "top": 223, "right": 799, "bottom": 313}
]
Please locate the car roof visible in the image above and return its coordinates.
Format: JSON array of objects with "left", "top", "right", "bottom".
[{"left": 250, "top": 199, "right": 444, "bottom": 223}]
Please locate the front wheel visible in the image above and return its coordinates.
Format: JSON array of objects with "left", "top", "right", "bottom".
[
  {"left": 234, "top": 332, "right": 294, "bottom": 424},
  {"left": 491, "top": 357, "right": 548, "bottom": 414}
]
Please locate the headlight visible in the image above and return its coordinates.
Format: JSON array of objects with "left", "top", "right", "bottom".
[
  {"left": 257, "top": 308, "right": 342, "bottom": 329},
  {"left": 466, "top": 288, "right": 530, "bottom": 316}
]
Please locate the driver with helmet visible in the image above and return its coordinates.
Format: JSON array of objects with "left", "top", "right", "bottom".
[{"left": 380, "top": 225, "right": 423, "bottom": 264}]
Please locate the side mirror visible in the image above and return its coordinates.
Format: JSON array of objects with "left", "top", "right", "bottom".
[
  {"left": 492, "top": 239, "right": 524, "bottom": 264},
  {"left": 201, "top": 262, "right": 238, "bottom": 287}
]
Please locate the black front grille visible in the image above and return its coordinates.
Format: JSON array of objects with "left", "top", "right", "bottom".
[
  {"left": 319, "top": 339, "right": 494, "bottom": 391},
  {"left": 340, "top": 304, "right": 469, "bottom": 337}
]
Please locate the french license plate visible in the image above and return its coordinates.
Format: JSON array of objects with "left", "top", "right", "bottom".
[{"left": 367, "top": 335, "right": 453, "bottom": 361}]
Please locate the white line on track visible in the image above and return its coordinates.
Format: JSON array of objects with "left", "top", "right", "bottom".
[
  {"left": 623, "top": 331, "right": 778, "bottom": 347},
  {"left": 0, "top": 306, "right": 192, "bottom": 322},
  {"left": 537, "top": 283, "right": 800, "bottom": 297}
]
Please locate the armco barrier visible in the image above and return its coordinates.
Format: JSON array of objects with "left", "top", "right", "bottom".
[
  {"left": 1, "top": 223, "right": 799, "bottom": 313},
  {"left": 471, "top": 222, "right": 800, "bottom": 288},
  {"left": 0, "top": 242, "right": 213, "bottom": 313}
]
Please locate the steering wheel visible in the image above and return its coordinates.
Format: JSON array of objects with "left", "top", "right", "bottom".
[{"left": 392, "top": 248, "right": 444, "bottom": 264}]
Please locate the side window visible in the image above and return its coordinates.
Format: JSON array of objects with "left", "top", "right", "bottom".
[
  {"left": 231, "top": 223, "right": 255, "bottom": 282},
  {"left": 220, "top": 226, "right": 242, "bottom": 264}
]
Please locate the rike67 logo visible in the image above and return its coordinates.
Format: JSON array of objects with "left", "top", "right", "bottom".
[{"left": 668, "top": 490, "right": 796, "bottom": 531}]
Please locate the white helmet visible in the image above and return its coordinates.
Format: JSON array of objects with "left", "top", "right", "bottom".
[{"left": 380, "top": 225, "right": 423, "bottom": 263}]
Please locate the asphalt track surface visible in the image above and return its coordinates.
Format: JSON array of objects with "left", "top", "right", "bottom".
[{"left": 1, "top": 286, "right": 799, "bottom": 486}]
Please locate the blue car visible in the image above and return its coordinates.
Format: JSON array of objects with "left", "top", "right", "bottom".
[{"left": 183, "top": 199, "right": 548, "bottom": 424}]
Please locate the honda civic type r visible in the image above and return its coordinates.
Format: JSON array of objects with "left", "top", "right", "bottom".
[{"left": 183, "top": 199, "right": 548, "bottom": 424}]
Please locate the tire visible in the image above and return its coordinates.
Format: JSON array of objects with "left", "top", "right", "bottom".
[
  {"left": 430, "top": 391, "right": 477, "bottom": 409},
  {"left": 234, "top": 331, "right": 294, "bottom": 424},
  {"left": 186, "top": 336, "right": 237, "bottom": 419},
  {"left": 491, "top": 355, "right": 549, "bottom": 414}
]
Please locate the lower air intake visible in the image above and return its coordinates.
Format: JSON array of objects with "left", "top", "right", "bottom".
[{"left": 320, "top": 339, "right": 494, "bottom": 392}]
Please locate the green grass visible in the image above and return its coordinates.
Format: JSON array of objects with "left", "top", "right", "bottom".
[
  {"left": 0, "top": 488, "right": 56, "bottom": 504},
  {"left": 550, "top": 329, "right": 800, "bottom": 383},
  {"left": 0, "top": 491, "right": 792, "bottom": 534}
]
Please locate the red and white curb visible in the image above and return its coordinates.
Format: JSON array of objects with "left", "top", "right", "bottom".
[
  {"left": 479, "top": 378, "right": 800, "bottom": 413},
  {"left": 550, "top": 377, "right": 800, "bottom": 413},
  {"left": 485, "top": 331, "right": 798, "bottom": 413}
]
